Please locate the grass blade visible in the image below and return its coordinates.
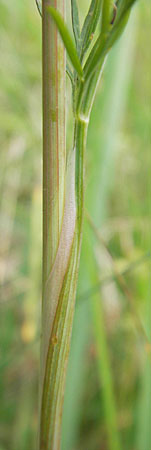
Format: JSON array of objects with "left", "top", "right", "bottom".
[
  {"left": 84, "top": 0, "right": 138, "bottom": 79},
  {"left": 71, "top": 0, "right": 80, "bottom": 50},
  {"left": 47, "top": 6, "right": 83, "bottom": 79},
  {"left": 80, "top": 0, "right": 103, "bottom": 62}
]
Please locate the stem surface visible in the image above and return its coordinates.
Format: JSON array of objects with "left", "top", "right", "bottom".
[{"left": 40, "top": 3, "right": 88, "bottom": 446}]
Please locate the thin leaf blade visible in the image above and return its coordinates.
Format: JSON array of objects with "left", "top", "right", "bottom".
[
  {"left": 80, "top": 0, "right": 103, "bottom": 61},
  {"left": 47, "top": 7, "right": 83, "bottom": 79},
  {"left": 84, "top": 0, "right": 138, "bottom": 80},
  {"left": 71, "top": 0, "right": 80, "bottom": 50}
]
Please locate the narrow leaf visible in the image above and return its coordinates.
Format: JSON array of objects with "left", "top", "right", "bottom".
[
  {"left": 107, "top": 0, "right": 138, "bottom": 45},
  {"left": 116, "top": 0, "right": 138, "bottom": 22},
  {"left": 71, "top": 0, "right": 80, "bottom": 49},
  {"left": 47, "top": 7, "right": 83, "bottom": 79},
  {"left": 80, "top": 0, "right": 103, "bottom": 62},
  {"left": 84, "top": 0, "right": 138, "bottom": 80}
]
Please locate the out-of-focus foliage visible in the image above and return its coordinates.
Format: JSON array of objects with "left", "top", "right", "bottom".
[{"left": 0, "top": 1, "right": 151, "bottom": 449}]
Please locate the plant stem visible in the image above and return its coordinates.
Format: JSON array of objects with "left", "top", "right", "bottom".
[
  {"left": 40, "top": 120, "right": 88, "bottom": 450},
  {"left": 40, "top": 0, "right": 67, "bottom": 447},
  {"left": 39, "top": 1, "right": 116, "bottom": 447},
  {"left": 101, "top": 0, "right": 112, "bottom": 33},
  {"left": 42, "top": 0, "right": 66, "bottom": 283},
  {"left": 40, "top": 3, "right": 89, "bottom": 444}
]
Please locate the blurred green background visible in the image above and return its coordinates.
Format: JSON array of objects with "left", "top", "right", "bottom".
[{"left": 0, "top": 1, "right": 151, "bottom": 449}]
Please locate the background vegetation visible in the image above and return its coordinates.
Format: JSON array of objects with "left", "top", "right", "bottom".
[{"left": 0, "top": 0, "right": 151, "bottom": 449}]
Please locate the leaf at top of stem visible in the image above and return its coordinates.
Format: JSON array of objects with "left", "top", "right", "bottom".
[
  {"left": 80, "top": 0, "right": 103, "bottom": 62},
  {"left": 71, "top": 0, "right": 81, "bottom": 52},
  {"left": 84, "top": 0, "right": 138, "bottom": 80},
  {"left": 116, "top": 0, "right": 138, "bottom": 21},
  {"left": 47, "top": 7, "right": 84, "bottom": 80}
]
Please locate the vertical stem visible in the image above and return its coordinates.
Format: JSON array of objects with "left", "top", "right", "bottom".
[
  {"left": 39, "top": 118, "right": 88, "bottom": 449},
  {"left": 40, "top": 0, "right": 67, "bottom": 448},
  {"left": 75, "top": 119, "right": 88, "bottom": 232},
  {"left": 40, "top": 3, "right": 88, "bottom": 446},
  {"left": 39, "top": 1, "right": 138, "bottom": 447},
  {"left": 42, "top": 0, "right": 66, "bottom": 284}
]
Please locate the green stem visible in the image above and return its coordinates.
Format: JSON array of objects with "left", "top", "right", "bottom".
[
  {"left": 39, "top": 0, "right": 138, "bottom": 447},
  {"left": 39, "top": 2, "right": 113, "bottom": 446},
  {"left": 101, "top": 0, "right": 112, "bottom": 32},
  {"left": 39, "top": 123, "right": 88, "bottom": 449},
  {"left": 40, "top": 5, "right": 88, "bottom": 440},
  {"left": 42, "top": 0, "right": 66, "bottom": 287},
  {"left": 75, "top": 119, "right": 88, "bottom": 226}
]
